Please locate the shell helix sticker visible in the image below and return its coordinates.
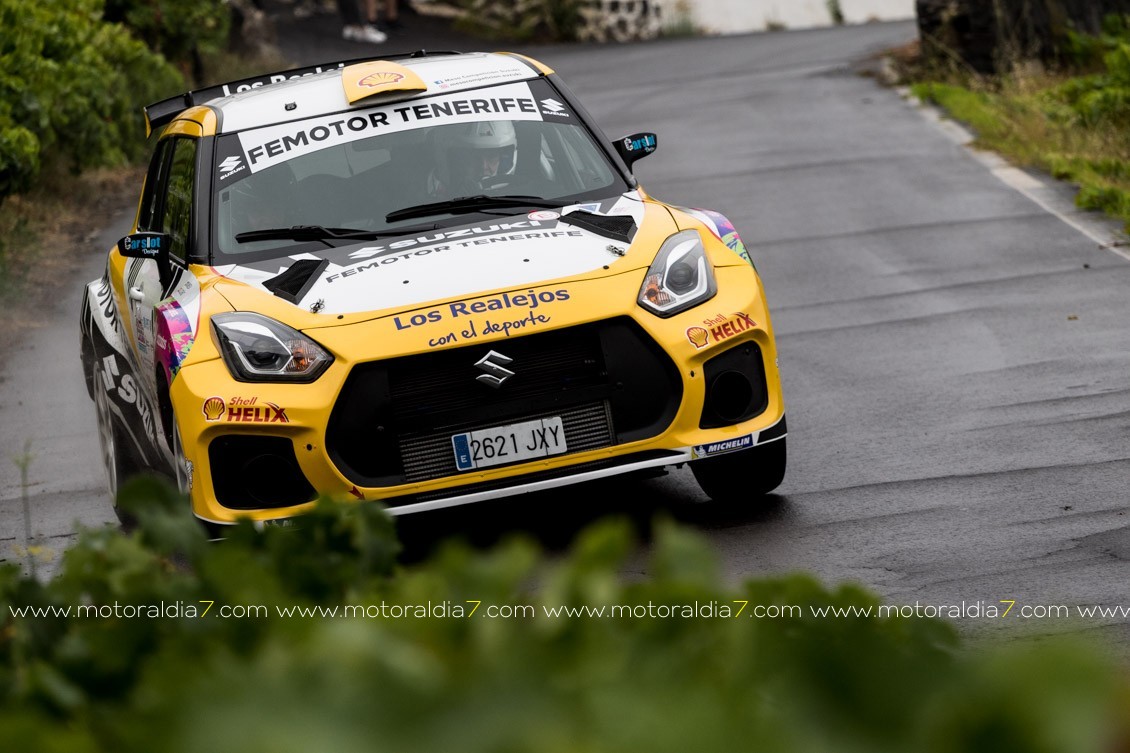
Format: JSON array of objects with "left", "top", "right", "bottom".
[
  {"left": 203, "top": 396, "right": 290, "bottom": 424},
  {"left": 685, "top": 312, "right": 757, "bottom": 349},
  {"left": 155, "top": 300, "right": 195, "bottom": 378}
]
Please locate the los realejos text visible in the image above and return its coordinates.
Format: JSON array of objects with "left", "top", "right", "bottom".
[{"left": 393, "top": 289, "right": 569, "bottom": 330}]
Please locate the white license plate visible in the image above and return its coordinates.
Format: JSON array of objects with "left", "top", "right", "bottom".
[{"left": 452, "top": 417, "right": 567, "bottom": 471}]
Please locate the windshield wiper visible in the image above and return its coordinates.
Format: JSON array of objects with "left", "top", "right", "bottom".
[
  {"left": 385, "top": 195, "right": 560, "bottom": 223},
  {"left": 234, "top": 225, "right": 419, "bottom": 244}
]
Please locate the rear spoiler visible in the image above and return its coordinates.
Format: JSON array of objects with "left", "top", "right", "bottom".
[{"left": 143, "top": 50, "right": 463, "bottom": 136}]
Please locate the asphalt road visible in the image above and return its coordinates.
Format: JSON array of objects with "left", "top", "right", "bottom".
[{"left": 3, "top": 21, "right": 1128, "bottom": 643}]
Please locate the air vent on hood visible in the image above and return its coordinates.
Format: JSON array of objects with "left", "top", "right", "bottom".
[
  {"left": 559, "top": 211, "right": 636, "bottom": 244},
  {"left": 262, "top": 259, "right": 329, "bottom": 304}
]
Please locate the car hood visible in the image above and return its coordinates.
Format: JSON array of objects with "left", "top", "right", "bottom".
[{"left": 213, "top": 191, "right": 675, "bottom": 320}]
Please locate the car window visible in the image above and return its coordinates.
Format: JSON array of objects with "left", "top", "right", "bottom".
[
  {"left": 211, "top": 79, "right": 627, "bottom": 261},
  {"left": 158, "top": 138, "right": 197, "bottom": 261},
  {"left": 137, "top": 139, "right": 172, "bottom": 233}
]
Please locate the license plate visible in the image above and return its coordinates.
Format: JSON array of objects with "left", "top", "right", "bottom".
[{"left": 452, "top": 417, "right": 567, "bottom": 471}]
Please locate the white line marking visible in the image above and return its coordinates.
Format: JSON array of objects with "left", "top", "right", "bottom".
[{"left": 898, "top": 86, "right": 1130, "bottom": 263}]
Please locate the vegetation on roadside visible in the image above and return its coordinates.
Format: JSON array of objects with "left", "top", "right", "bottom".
[
  {"left": 1, "top": 477, "right": 1127, "bottom": 752},
  {"left": 904, "top": 14, "right": 1130, "bottom": 231},
  {"left": 103, "top": 0, "right": 231, "bottom": 80},
  {"left": 0, "top": 165, "right": 143, "bottom": 305},
  {"left": 828, "top": 0, "right": 845, "bottom": 27},
  {"left": 0, "top": 3, "right": 171, "bottom": 211},
  {"left": 0, "top": 0, "right": 256, "bottom": 300}
]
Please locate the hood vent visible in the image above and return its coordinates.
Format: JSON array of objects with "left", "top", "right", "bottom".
[
  {"left": 559, "top": 211, "right": 636, "bottom": 244},
  {"left": 262, "top": 258, "right": 329, "bottom": 304}
]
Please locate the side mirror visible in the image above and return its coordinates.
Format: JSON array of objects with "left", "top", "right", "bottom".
[
  {"left": 614, "top": 132, "right": 657, "bottom": 168},
  {"left": 117, "top": 231, "right": 173, "bottom": 290}
]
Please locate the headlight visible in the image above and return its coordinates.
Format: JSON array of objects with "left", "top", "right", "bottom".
[
  {"left": 212, "top": 312, "right": 333, "bottom": 382},
  {"left": 637, "top": 230, "right": 717, "bottom": 317}
]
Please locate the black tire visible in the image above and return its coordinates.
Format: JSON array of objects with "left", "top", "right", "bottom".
[
  {"left": 155, "top": 371, "right": 187, "bottom": 489},
  {"left": 80, "top": 335, "right": 97, "bottom": 400},
  {"left": 691, "top": 437, "right": 786, "bottom": 503},
  {"left": 91, "top": 362, "right": 139, "bottom": 527},
  {"left": 170, "top": 406, "right": 191, "bottom": 495}
]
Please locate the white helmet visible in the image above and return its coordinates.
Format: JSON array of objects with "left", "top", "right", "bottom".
[
  {"left": 449, "top": 120, "right": 516, "bottom": 150},
  {"left": 431, "top": 121, "right": 517, "bottom": 195}
]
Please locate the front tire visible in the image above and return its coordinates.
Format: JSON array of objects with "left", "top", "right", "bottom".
[
  {"left": 170, "top": 408, "right": 191, "bottom": 495},
  {"left": 156, "top": 374, "right": 190, "bottom": 495},
  {"left": 691, "top": 437, "right": 786, "bottom": 503},
  {"left": 92, "top": 362, "right": 139, "bottom": 525}
]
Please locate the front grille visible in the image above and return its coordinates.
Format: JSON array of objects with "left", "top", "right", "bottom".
[
  {"left": 399, "top": 402, "right": 614, "bottom": 481},
  {"left": 326, "top": 317, "right": 682, "bottom": 487},
  {"left": 388, "top": 333, "right": 606, "bottom": 425}
]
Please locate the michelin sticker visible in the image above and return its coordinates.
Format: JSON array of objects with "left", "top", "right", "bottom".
[
  {"left": 238, "top": 82, "right": 544, "bottom": 174},
  {"left": 692, "top": 433, "right": 756, "bottom": 460}
]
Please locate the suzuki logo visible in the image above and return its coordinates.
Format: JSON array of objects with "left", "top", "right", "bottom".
[
  {"left": 475, "top": 350, "right": 515, "bottom": 388},
  {"left": 218, "top": 156, "right": 243, "bottom": 175}
]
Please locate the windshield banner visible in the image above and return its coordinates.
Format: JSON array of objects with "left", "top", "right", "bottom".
[{"left": 233, "top": 82, "right": 547, "bottom": 175}]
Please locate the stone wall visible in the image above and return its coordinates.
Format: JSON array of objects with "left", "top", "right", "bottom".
[
  {"left": 577, "top": 0, "right": 663, "bottom": 42},
  {"left": 412, "top": 0, "right": 913, "bottom": 42},
  {"left": 412, "top": 0, "right": 662, "bottom": 41}
]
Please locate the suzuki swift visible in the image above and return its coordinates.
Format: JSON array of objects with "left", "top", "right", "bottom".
[{"left": 79, "top": 51, "right": 787, "bottom": 526}]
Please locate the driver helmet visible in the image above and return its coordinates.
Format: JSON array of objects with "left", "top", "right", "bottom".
[{"left": 445, "top": 120, "right": 517, "bottom": 188}]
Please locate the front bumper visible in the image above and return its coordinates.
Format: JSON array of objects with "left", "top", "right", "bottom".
[{"left": 171, "top": 264, "right": 785, "bottom": 523}]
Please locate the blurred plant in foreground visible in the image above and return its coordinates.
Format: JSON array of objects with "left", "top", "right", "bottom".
[{"left": 0, "top": 476, "right": 1125, "bottom": 752}]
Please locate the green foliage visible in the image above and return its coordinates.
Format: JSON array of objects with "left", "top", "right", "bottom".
[
  {"left": 1060, "top": 13, "right": 1130, "bottom": 70},
  {"left": 1054, "top": 17, "right": 1130, "bottom": 127},
  {"left": 103, "top": 0, "right": 230, "bottom": 75},
  {"left": 0, "top": 478, "right": 1126, "bottom": 751},
  {"left": 0, "top": 0, "right": 183, "bottom": 205},
  {"left": 910, "top": 16, "right": 1130, "bottom": 232},
  {"left": 827, "top": 0, "right": 845, "bottom": 26}
]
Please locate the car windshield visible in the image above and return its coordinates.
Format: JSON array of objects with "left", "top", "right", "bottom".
[{"left": 212, "top": 80, "right": 628, "bottom": 262}]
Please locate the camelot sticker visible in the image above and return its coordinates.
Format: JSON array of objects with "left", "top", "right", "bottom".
[{"left": 236, "top": 82, "right": 544, "bottom": 174}]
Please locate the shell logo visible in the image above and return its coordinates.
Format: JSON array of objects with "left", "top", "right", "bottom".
[
  {"left": 686, "top": 327, "right": 709, "bottom": 349},
  {"left": 359, "top": 71, "right": 405, "bottom": 88},
  {"left": 203, "top": 396, "right": 226, "bottom": 421}
]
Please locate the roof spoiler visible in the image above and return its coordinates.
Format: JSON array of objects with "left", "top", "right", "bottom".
[{"left": 143, "top": 50, "right": 463, "bottom": 136}]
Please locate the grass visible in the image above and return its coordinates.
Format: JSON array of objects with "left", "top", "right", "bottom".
[
  {"left": 0, "top": 41, "right": 281, "bottom": 313},
  {"left": 902, "top": 37, "right": 1130, "bottom": 233}
]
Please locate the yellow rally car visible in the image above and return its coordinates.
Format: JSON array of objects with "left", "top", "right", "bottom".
[{"left": 79, "top": 51, "right": 786, "bottom": 527}]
